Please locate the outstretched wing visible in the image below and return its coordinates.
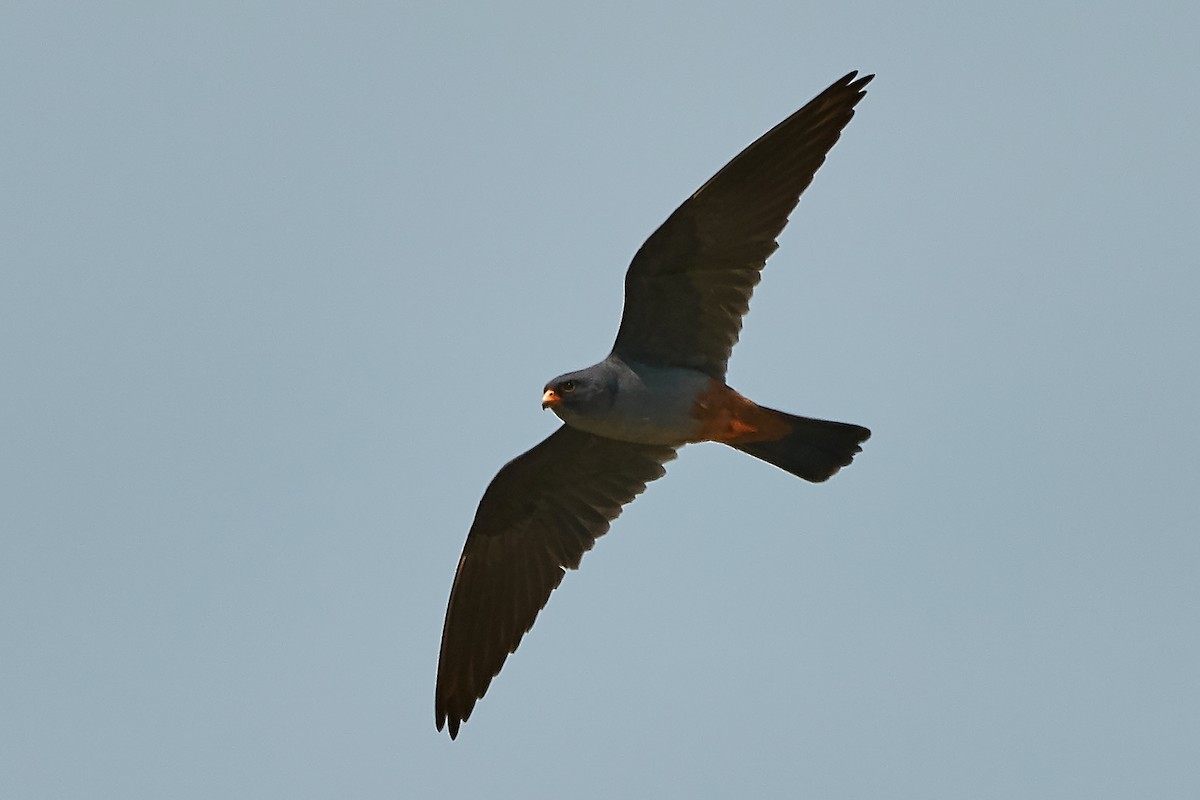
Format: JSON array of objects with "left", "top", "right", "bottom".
[
  {"left": 435, "top": 425, "right": 677, "bottom": 738},
  {"left": 611, "top": 71, "right": 872, "bottom": 379}
]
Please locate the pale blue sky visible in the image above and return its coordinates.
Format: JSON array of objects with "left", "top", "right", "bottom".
[{"left": 2, "top": 2, "right": 1197, "bottom": 798}]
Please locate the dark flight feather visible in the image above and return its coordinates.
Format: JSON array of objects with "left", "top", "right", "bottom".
[
  {"left": 612, "top": 71, "right": 873, "bottom": 378},
  {"left": 435, "top": 426, "right": 676, "bottom": 738}
]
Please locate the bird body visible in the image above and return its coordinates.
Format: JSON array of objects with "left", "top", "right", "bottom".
[
  {"left": 436, "top": 71, "right": 875, "bottom": 738},
  {"left": 543, "top": 356, "right": 714, "bottom": 445},
  {"left": 544, "top": 355, "right": 867, "bottom": 479}
]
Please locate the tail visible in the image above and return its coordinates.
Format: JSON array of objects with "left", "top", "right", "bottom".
[{"left": 730, "top": 409, "right": 870, "bottom": 482}]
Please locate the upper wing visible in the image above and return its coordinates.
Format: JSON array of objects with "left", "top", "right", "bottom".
[
  {"left": 435, "top": 425, "right": 677, "bottom": 738},
  {"left": 611, "top": 71, "right": 872, "bottom": 379}
]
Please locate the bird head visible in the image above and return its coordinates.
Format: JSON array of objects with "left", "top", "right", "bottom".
[{"left": 542, "top": 365, "right": 616, "bottom": 421}]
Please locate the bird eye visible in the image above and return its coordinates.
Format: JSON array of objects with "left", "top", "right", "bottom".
[{"left": 560, "top": 380, "right": 576, "bottom": 393}]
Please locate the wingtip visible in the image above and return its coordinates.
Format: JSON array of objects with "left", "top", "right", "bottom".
[
  {"left": 829, "top": 70, "right": 872, "bottom": 91},
  {"left": 435, "top": 710, "right": 462, "bottom": 740}
]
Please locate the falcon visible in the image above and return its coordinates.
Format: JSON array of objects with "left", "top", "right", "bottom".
[{"left": 436, "top": 71, "right": 874, "bottom": 738}]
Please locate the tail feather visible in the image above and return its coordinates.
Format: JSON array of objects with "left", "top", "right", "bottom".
[{"left": 730, "top": 409, "right": 870, "bottom": 482}]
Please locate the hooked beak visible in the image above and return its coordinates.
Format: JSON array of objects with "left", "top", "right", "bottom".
[{"left": 541, "top": 389, "right": 560, "bottom": 409}]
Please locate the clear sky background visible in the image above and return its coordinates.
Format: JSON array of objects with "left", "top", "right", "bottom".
[{"left": 3, "top": 2, "right": 1197, "bottom": 798}]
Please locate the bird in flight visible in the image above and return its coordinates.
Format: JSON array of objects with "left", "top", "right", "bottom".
[{"left": 436, "top": 71, "right": 873, "bottom": 739}]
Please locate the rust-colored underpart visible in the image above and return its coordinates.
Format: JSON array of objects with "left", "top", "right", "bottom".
[{"left": 690, "top": 381, "right": 792, "bottom": 444}]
